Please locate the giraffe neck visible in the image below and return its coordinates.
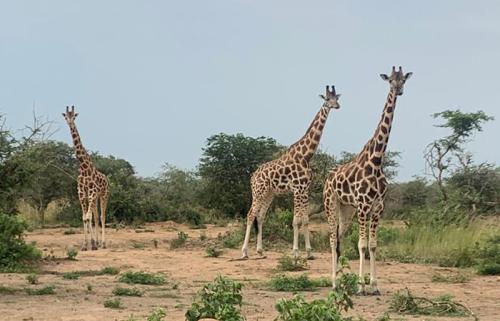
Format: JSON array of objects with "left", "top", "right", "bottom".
[
  {"left": 361, "top": 87, "right": 398, "bottom": 167},
  {"left": 288, "top": 105, "right": 331, "bottom": 162},
  {"left": 67, "top": 122, "right": 93, "bottom": 168}
]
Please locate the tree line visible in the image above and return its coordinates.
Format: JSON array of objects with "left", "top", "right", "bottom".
[{"left": 0, "top": 109, "right": 497, "bottom": 227}]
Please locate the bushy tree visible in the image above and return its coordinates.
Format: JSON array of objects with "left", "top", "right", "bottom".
[
  {"left": 425, "top": 109, "right": 493, "bottom": 201},
  {"left": 198, "top": 133, "right": 281, "bottom": 217}
]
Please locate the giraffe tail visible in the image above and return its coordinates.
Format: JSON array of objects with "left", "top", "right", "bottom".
[{"left": 336, "top": 224, "right": 341, "bottom": 260}]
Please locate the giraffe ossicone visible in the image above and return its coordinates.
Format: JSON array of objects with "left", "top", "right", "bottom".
[
  {"left": 63, "top": 106, "right": 110, "bottom": 251},
  {"left": 240, "top": 85, "right": 341, "bottom": 260},
  {"left": 323, "top": 67, "right": 412, "bottom": 295}
]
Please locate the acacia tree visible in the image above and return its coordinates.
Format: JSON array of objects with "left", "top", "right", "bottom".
[{"left": 424, "top": 109, "right": 493, "bottom": 201}]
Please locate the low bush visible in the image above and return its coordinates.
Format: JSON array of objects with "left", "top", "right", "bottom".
[
  {"left": 119, "top": 271, "right": 166, "bottom": 285},
  {"left": 268, "top": 274, "right": 331, "bottom": 292},
  {"left": 0, "top": 213, "right": 41, "bottom": 271},
  {"left": 147, "top": 309, "right": 167, "bottom": 321},
  {"left": 205, "top": 246, "right": 223, "bottom": 258},
  {"left": 62, "top": 271, "right": 81, "bottom": 280},
  {"left": 431, "top": 271, "right": 470, "bottom": 283},
  {"left": 112, "top": 286, "right": 143, "bottom": 297},
  {"left": 170, "top": 231, "right": 189, "bottom": 249},
  {"left": 103, "top": 298, "right": 123, "bottom": 309},
  {"left": 66, "top": 247, "right": 78, "bottom": 260},
  {"left": 185, "top": 275, "right": 244, "bottom": 321},
  {"left": 26, "top": 273, "right": 39, "bottom": 284},
  {"left": 101, "top": 266, "right": 120, "bottom": 275},
  {"left": 25, "top": 285, "right": 55, "bottom": 295},
  {"left": 276, "top": 255, "right": 308, "bottom": 272}
]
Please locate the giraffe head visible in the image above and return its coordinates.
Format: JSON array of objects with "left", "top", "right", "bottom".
[
  {"left": 319, "top": 85, "right": 341, "bottom": 109},
  {"left": 380, "top": 66, "right": 412, "bottom": 96},
  {"left": 62, "top": 106, "right": 79, "bottom": 124}
]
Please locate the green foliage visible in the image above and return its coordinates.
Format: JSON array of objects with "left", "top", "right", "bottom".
[
  {"left": 101, "top": 266, "right": 120, "bottom": 275},
  {"left": 205, "top": 246, "right": 223, "bottom": 258},
  {"left": 62, "top": 271, "right": 81, "bottom": 280},
  {"left": 66, "top": 247, "right": 78, "bottom": 260},
  {"left": 103, "top": 298, "right": 123, "bottom": 309},
  {"left": 26, "top": 273, "right": 39, "bottom": 284},
  {"left": 276, "top": 254, "right": 308, "bottom": 272},
  {"left": 112, "top": 286, "right": 143, "bottom": 297},
  {"left": 146, "top": 309, "right": 167, "bottom": 321},
  {"left": 170, "top": 231, "right": 189, "bottom": 249},
  {"left": 119, "top": 271, "right": 166, "bottom": 285},
  {"left": 185, "top": 275, "right": 244, "bottom": 321},
  {"left": 268, "top": 274, "right": 331, "bottom": 292},
  {"left": 273, "top": 264, "right": 359, "bottom": 321},
  {"left": 476, "top": 234, "right": 500, "bottom": 275},
  {"left": 220, "top": 229, "right": 245, "bottom": 249},
  {"left": 0, "top": 213, "right": 41, "bottom": 271},
  {"left": 198, "top": 133, "right": 282, "bottom": 217},
  {"left": 389, "top": 289, "right": 473, "bottom": 317},
  {"left": 25, "top": 285, "right": 55, "bottom": 295},
  {"left": 431, "top": 271, "right": 470, "bottom": 283},
  {"left": 0, "top": 286, "right": 17, "bottom": 294}
]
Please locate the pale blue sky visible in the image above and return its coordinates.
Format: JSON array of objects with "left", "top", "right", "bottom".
[{"left": 1, "top": 1, "right": 499, "bottom": 181}]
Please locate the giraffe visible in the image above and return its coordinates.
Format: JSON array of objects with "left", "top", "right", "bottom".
[
  {"left": 323, "top": 67, "right": 412, "bottom": 294},
  {"left": 62, "top": 106, "right": 110, "bottom": 251},
  {"left": 241, "top": 86, "right": 341, "bottom": 259}
]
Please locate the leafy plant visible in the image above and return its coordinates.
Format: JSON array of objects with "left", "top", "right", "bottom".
[
  {"left": 147, "top": 308, "right": 167, "bottom": 321},
  {"left": 205, "top": 246, "right": 223, "bottom": 258},
  {"left": 103, "top": 298, "right": 123, "bottom": 309},
  {"left": 185, "top": 275, "right": 244, "bottom": 321},
  {"left": 25, "top": 285, "right": 55, "bottom": 295},
  {"left": 66, "top": 247, "right": 78, "bottom": 260},
  {"left": 431, "top": 271, "right": 470, "bottom": 283},
  {"left": 112, "top": 286, "right": 143, "bottom": 297},
  {"left": 268, "top": 274, "right": 331, "bottom": 292},
  {"left": 170, "top": 231, "right": 189, "bottom": 249},
  {"left": 119, "top": 271, "right": 166, "bottom": 285},
  {"left": 101, "top": 266, "right": 120, "bottom": 275},
  {"left": 26, "top": 273, "right": 39, "bottom": 285},
  {"left": 62, "top": 271, "right": 81, "bottom": 280},
  {"left": 0, "top": 213, "right": 41, "bottom": 271},
  {"left": 276, "top": 254, "right": 308, "bottom": 272}
]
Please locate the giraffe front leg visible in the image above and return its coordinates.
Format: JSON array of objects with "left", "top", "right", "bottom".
[
  {"left": 100, "top": 194, "right": 108, "bottom": 249},
  {"left": 302, "top": 215, "right": 314, "bottom": 260},
  {"left": 368, "top": 200, "right": 384, "bottom": 295},
  {"left": 241, "top": 203, "right": 258, "bottom": 259},
  {"left": 86, "top": 192, "right": 98, "bottom": 251},
  {"left": 292, "top": 192, "right": 307, "bottom": 258},
  {"left": 357, "top": 204, "right": 371, "bottom": 295},
  {"left": 324, "top": 193, "right": 339, "bottom": 288}
]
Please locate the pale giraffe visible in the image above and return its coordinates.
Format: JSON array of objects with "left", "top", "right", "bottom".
[
  {"left": 62, "top": 106, "right": 110, "bottom": 250},
  {"left": 241, "top": 86, "right": 341, "bottom": 259},
  {"left": 323, "top": 67, "right": 412, "bottom": 294}
]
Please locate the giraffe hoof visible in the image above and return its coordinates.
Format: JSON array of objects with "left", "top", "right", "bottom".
[
  {"left": 371, "top": 289, "right": 381, "bottom": 296},
  {"left": 81, "top": 246, "right": 88, "bottom": 251},
  {"left": 101, "top": 243, "right": 107, "bottom": 249}
]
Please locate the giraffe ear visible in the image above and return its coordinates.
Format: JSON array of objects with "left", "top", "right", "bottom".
[
  {"left": 62, "top": 113, "right": 65, "bottom": 117},
  {"left": 319, "top": 94, "right": 326, "bottom": 100},
  {"left": 335, "top": 94, "right": 341, "bottom": 99},
  {"left": 380, "top": 74, "right": 389, "bottom": 81},
  {"left": 75, "top": 113, "right": 79, "bottom": 117},
  {"left": 404, "top": 72, "right": 413, "bottom": 80}
]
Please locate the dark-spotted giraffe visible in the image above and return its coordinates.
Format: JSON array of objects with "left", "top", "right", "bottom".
[
  {"left": 62, "top": 106, "right": 110, "bottom": 250},
  {"left": 323, "top": 67, "right": 412, "bottom": 294},
  {"left": 241, "top": 86, "right": 341, "bottom": 259}
]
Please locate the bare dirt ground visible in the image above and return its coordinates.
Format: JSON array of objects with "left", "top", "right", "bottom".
[{"left": 1, "top": 222, "right": 499, "bottom": 321}]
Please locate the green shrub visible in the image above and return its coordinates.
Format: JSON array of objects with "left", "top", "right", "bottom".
[
  {"left": 101, "top": 266, "right": 120, "bottom": 275},
  {"left": 63, "top": 228, "right": 77, "bottom": 235},
  {"left": 431, "top": 271, "right": 470, "bottom": 283},
  {"left": 147, "top": 308, "right": 167, "bottom": 321},
  {"left": 205, "top": 246, "right": 223, "bottom": 258},
  {"left": 274, "top": 267, "right": 359, "bottom": 321},
  {"left": 103, "top": 298, "right": 123, "bottom": 309},
  {"left": 476, "top": 234, "right": 500, "bottom": 275},
  {"left": 185, "top": 275, "right": 244, "bottom": 321},
  {"left": 26, "top": 273, "right": 39, "bottom": 285},
  {"left": 0, "top": 213, "right": 41, "bottom": 271},
  {"left": 119, "top": 271, "right": 166, "bottom": 285},
  {"left": 25, "top": 285, "right": 55, "bottom": 295},
  {"left": 66, "top": 247, "right": 78, "bottom": 260},
  {"left": 477, "top": 263, "right": 500, "bottom": 275},
  {"left": 62, "top": 271, "right": 81, "bottom": 280},
  {"left": 268, "top": 274, "right": 331, "bottom": 292},
  {"left": 112, "top": 286, "right": 143, "bottom": 297},
  {"left": 170, "top": 231, "right": 189, "bottom": 249},
  {"left": 276, "top": 254, "right": 308, "bottom": 272},
  {"left": 220, "top": 230, "right": 244, "bottom": 249}
]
